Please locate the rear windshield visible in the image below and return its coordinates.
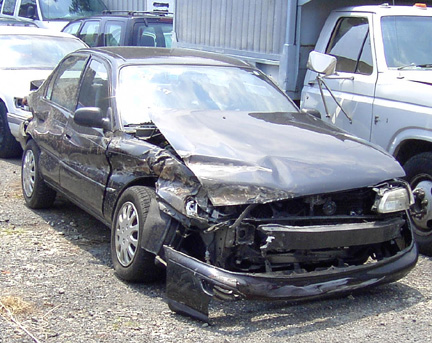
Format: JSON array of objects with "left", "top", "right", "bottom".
[{"left": 0, "top": 35, "right": 85, "bottom": 69}]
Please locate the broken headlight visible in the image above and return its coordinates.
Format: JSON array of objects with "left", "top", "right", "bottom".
[{"left": 372, "top": 184, "right": 414, "bottom": 214}]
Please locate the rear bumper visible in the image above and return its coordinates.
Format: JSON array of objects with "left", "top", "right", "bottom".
[{"left": 164, "top": 241, "right": 418, "bottom": 322}]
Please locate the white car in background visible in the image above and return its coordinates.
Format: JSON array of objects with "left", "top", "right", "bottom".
[{"left": 0, "top": 26, "right": 87, "bottom": 158}]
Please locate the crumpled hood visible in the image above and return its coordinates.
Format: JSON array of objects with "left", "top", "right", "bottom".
[
  {"left": 150, "top": 110, "right": 404, "bottom": 206},
  {"left": 0, "top": 70, "right": 51, "bottom": 99}
]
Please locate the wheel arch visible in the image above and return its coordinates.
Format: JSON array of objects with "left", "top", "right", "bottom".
[
  {"left": 390, "top": 132, "right": 432, "bottom": 166},
  {"left": 106, "top": 176, "right": 158, "bottom": 224}
]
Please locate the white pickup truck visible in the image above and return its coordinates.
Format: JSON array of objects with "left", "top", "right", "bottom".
[
  {"left": 301, "top": 3, "right": 432, "bottom": 255},
  {"left": 173, "top": 0, "right": 432, "bottom": 255}
]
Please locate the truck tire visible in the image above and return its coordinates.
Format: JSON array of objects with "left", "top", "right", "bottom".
[
  {"left": 0, "top": 102, "right": 22, "bottom": 158},
  {"left": 111, "top": 186, "right": 163, "bottom": 282},
  {"left": 404, "top": 152, "right": 432, "bottom": 256}
]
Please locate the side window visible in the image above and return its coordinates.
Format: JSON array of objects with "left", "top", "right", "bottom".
[
  {"left": 2, "top": 0, "right": 16, "bottom": 15},
  {"left": 18, "top": 0, "right": 38, "bottom": 19},
  {"left": 47, "top": 56, "right": 88, "bottom": 112},
  {"left": 135, "top": 24, "right": 157, "bottom": 47},
  {"left": 77, "top": 60, "right": 109, "bottom": 115},
  {"left": 134, "top": 23, "right": 172, "bottom": 48},
  {"left": 104, "top": 21, "right": 124, "bottom": 46},
  {"left": 78, "top": 21, "right": 100, "bottom": 47},
  {"left": 63, "top": 21, "right": 82, "bottom": 36},
  {"left": 326, "top": 17, "right": 373, "bottom": 75}
]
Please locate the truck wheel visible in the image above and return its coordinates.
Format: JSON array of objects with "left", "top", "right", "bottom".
[
  {"left": 0, "top": 102, "right": 22, "bottom": 158},
  {"left": 404, "top": 152, "right": 432, "bottom": 256},
  {"left": 21, "top": 140, "right": 56, "bottom": 209},
  {"left": 111, "top": 186, "right": 163, "bottom": 282}
]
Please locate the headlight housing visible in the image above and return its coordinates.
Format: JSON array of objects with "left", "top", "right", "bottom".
[{"left": 372, "top": 184, "right": 414, "bottom": 214}]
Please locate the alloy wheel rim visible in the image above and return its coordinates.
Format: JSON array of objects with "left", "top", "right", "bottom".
[
  {"left": 22, "top": 149, "right": 36, "bottom": 198},
  {"left": 115, "top": 201, "right": 140, "bottom": 267}
]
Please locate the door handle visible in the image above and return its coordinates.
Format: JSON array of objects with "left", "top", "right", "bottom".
[{"left": 374, "top": 115, "right": 380, "bottom": 124}]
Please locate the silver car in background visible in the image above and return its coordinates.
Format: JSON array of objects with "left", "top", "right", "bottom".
[{"left": 0, "top": 26, "right": 87, "bottom": 157}]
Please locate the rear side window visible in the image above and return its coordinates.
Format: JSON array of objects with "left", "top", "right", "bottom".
[
  {"left": 18, "top": 0, "right": 38, "bottom": 19},
  {"left": 78, "top": 20, "right": 100, "bottom": 47},
  {"left": 326, "top": 17, "right": 373, "bottom": 75},
  {"left": 133, "top": 22, "right": 172, "bottom": 48},
  {"left": 63, "top": 21, "right": 82, "bottom": 36},
  {"left": 47, "top": 56, "right": 88, "bottom": 112},
  {"left": 2, "top": 0, "right": 16, "bottom": 15},
  {"left": 104, "top": 21, "right": 124, "bottom": 46}
]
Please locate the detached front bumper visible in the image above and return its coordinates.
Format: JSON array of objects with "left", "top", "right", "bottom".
[{"left": 164, "top": 241, "right": 418, "bottom": 322}]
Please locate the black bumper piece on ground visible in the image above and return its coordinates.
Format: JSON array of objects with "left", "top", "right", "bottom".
[{"left": 164, "top": 241, "right": 418, "bottom": 322}]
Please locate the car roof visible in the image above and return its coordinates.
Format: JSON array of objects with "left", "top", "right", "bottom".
[
  {"left": 0, "top": 26, "right": 79, "bottom": 38},
  {"left": 335, "top": 3, "right": 432, "bottom": 16},
  {"left": 81, "top": 47, "right": 253, "bottom": 68},
  {"left": 64, "top": 11, "right": 172, "bottom": 26}
]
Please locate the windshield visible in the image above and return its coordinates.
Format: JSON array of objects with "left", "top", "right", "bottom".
[
  {"left": 117, "top": 65, "right": 297, "bottom": 126},
  {"left": 0, "top": 35, "right": 86, "bottom": 69},
  {"left": 39, "top": 0, "right": 106, "bottom": 20},
  {"left": 382, "top": 16, "right": 432, "bottom": 68}
]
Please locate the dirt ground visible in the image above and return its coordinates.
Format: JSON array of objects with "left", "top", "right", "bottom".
[{"left": 0, "top": 156, "right": 431, "bottom": 343}]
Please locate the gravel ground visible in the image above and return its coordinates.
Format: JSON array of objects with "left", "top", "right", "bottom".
[{"left": 0, "top": 156, "right": 431, "bottom": 343}]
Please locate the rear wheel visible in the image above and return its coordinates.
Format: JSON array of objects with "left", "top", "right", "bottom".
[
  {"left": 0, "top": 102, "right": 22, "bottom": 158},
  {"left": 111, "top": 186, "right": 163, "bottom": 282},
  {"left": 404, "top": 152, "right": 432, "bottom": 256},
  {"left": 21, "top": 140, "right": 56, "bottom": 209}
]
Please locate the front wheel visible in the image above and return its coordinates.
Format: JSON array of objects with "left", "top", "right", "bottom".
[
  {"left": 21, "top": 140, "right": 56, "bottom": 209},
  {"left": 111, "top": 186, "right": 163, "bottom": 282},
  {"left": 404, "top": 152, "right": 432, "bottom": 256}
]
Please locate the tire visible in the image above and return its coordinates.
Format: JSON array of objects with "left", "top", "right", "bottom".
[
  {"left": 404, "top": 152, "right": 432, "bottom": 256},
  {"left": 0, "top": 101, "right": 22, "bottom": 158},
  {"left": 111, "top": 186, "right": 163, "bottom": 282},
  {"left": 21, "top": 140, "right": 56, "bottom": 209}
]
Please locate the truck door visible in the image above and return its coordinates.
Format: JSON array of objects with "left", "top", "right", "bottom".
[{"left": 303, "top": 14, "right": 377, "bottom": 142}]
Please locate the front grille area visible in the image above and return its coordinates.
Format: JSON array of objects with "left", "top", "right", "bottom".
[{"left": 207, "top": 184, "right": 413, "bottom": 274}]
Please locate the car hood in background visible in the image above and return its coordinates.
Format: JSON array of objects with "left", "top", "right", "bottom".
[
  {"left": 0, "top": 69, "right": 50, "bottom": 98},
  {"left": 150, "top": 110, "right": 405, "bottom": 206}
]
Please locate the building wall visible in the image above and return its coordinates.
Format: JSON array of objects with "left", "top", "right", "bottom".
[{"left": 103, "top": 0, "right": 174, "bottom": 12}]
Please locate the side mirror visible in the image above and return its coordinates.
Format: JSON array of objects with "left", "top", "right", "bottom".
[
  {"left": 307, "top": 51, "right": 337, "bottom": 76},
  {"left": 74, "top": 107, "right": 110, "bottom": 130},
  {"left": 30, "top": 79, "right": 45, "bottom": 91},
  {"left": 301, "top": 108, "right": 321, "bottom": 119}
]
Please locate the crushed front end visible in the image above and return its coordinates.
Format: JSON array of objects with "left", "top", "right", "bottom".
[{"left": 162, "top": 180, "right": 418, "bottom": 322}]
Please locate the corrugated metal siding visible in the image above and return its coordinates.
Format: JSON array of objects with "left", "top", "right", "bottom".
[
  {"left": 103, "top": 0, "right": 147, "bottom": 11},
  {"left": 175, "top": 0, "right": 288, "bottom": 55},
  {"left": 103, "top": 0, "right": 174, "bottom": 12}
]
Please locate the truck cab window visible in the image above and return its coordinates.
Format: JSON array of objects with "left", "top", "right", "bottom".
[
  {"left": 326, "top": 17, "right": 372, "bottom": 75},
  {"left": 18, "top": 0, "right": 38, "bottom": 19},
  {"left": 2, "top": 0, "right": 16, "bottom": 15}
]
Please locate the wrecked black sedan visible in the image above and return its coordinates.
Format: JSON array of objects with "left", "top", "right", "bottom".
[{"left": 21, "top": 47, "right": 418, "bottom": 322}]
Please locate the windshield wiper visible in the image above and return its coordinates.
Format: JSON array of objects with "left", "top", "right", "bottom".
[
  {"left": 123, "top": 121, "right": 154, "bottom": 128},
  {"left": 397, "top": 63, "right": 432, "bottom": 70}
]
